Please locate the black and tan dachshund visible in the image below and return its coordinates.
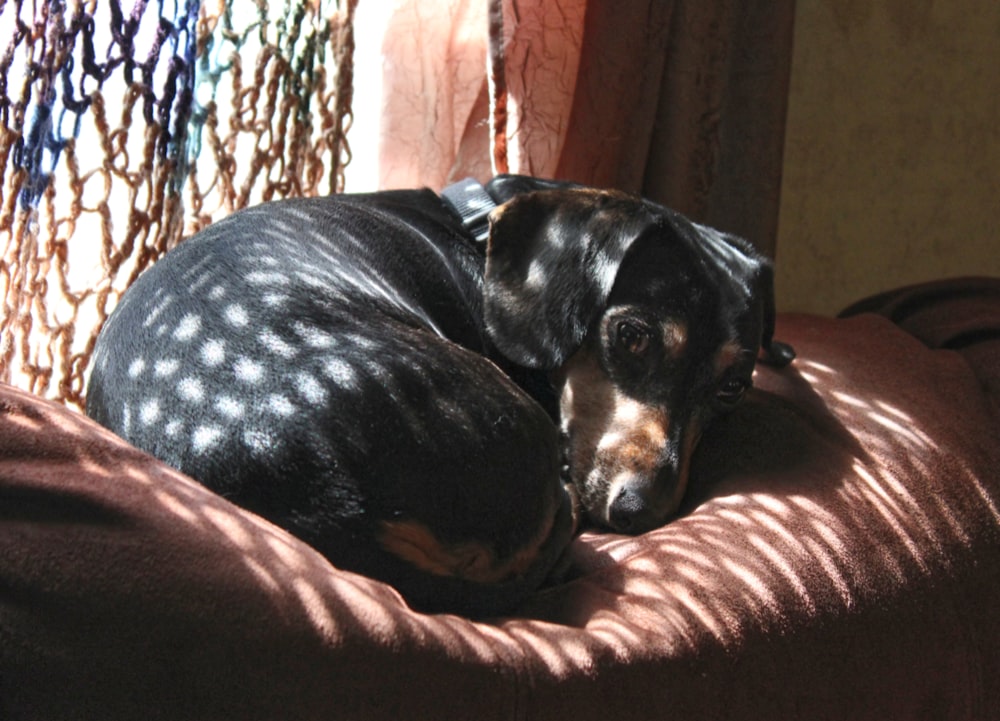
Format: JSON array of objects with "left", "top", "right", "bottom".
[{"left": 86, "top": 175, "right": 793, "bottom": 616}]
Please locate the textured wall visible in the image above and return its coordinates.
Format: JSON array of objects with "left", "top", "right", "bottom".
[{"left": 776, "top": 2, "right": 1000, "bottom": 314}]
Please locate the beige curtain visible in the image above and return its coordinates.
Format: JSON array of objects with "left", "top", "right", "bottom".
[{"left": 378, "top": 0, "right": 795, "bottom": 256}]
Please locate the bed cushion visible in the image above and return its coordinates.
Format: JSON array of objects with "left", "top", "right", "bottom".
[{"left": 2, "top": 278, "right": 999, "bottom": 720}]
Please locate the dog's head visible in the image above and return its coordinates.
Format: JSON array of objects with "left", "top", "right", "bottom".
[{"left": 484, "top": 184, "right": 793, "bottom": 533}]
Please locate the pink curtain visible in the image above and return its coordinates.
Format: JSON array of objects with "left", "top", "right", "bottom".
[{"left": 378, "top": 0, "right": 795, "bottom": 256}]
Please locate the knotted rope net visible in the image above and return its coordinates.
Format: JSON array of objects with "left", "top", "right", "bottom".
[{"left": 0, "top": 0, "right": 357, "bottom": 409}]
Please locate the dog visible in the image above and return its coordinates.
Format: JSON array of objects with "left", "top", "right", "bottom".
[{"left": 86, "top": 175, "right": 793, "bottom": 616}]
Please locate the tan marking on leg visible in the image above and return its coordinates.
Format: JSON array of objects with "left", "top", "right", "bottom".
[{"left": 379, "top": 511, "right": 556, "bottom": 584}]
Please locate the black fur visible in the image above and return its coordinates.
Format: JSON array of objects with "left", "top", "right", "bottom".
[{"left": 86, "top": 175, "right": 792, "bottom": 615}]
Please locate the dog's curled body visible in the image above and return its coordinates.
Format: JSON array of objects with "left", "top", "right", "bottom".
[
  {"left": 88, "top": 189, "right": 573, "bottom": 616},
  {"left": 87, "top": 176, "right": 792, "bottom": 616}
]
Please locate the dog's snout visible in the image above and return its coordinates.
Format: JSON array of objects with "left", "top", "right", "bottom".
[
  {"left": 608, "top": 485, "right": 643, "bottom": 531},
  {"left": 607, "top": 483, "right": 662, "bottom": 533}
]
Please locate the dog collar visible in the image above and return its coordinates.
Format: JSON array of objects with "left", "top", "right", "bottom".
[{"left": 441, "top": 177, "right": 496, "bottom": 244}]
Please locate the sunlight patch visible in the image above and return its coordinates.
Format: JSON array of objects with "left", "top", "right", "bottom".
[
  {"left": 294, "top": 322, "right": 336, "bottom": 348},
  {"left": 155, "top": 358, "right": 181, "bottom": 377},
  {"left": 173, "top": 313, "right": 201, "bottom": 341},
  {"left": 262, "top": 292, "right": 289, "bottom": 307},
  {"left": 139, "top": 398, "right": 161, "bottom": 425},
  {"left": 246, "top": 270, "right": 290, "bottom": 286},
  {"left": 259, "top": 328, "right": 297, "bottom": 358},
  {"left": 128, "top": 358, "right": 146, "bottom": 378},
  {"left": 215, "top": 395, "right": 244, "bottom": 419},
  {"left": 201, "top": 339, "right": 226, "bottom": 366},
  {"left": 268, "top": 394, "right": 296, "bottom": 416},
  {"left": 234, "top": 357, "right": 265, "bottom": 383},
  {"left": 193, "top": 425, "right": 224, "bottom": 453},
  {"left": 226, "top": 304, "right": 250, "bottom": 327},
  {"left": 831, "top": 390, "right": 870, "bottom": 409},
  {"left": 322, "top": 358, "right": 357, "bottom": 387},
  {"left": 243, "top": 428, "right": 275, "bottom": 453},
  {"left": 177, "top": 376, "right": 205, "bottom": 402},
  {"left": 800, "top": 359, "right": 836, "bottom": 375},
  {"left": 296, "top": 372, "right": 327, "bottom": 404}
]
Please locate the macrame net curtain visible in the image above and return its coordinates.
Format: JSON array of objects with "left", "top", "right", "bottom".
[{"left": 0, "top": 0, "right": 357, "bottom": 409}]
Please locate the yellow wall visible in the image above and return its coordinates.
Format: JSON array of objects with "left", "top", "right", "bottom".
[{"left": 776, "top": 2, "right": 1000, "bottom": 314}]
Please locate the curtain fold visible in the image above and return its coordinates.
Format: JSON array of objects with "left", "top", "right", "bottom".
[
  {"left": 379, "top": 0, "right": 795, "bottom": 256},
  {"left": 639, "top": 1, "right": 797, "bottom": 256}
]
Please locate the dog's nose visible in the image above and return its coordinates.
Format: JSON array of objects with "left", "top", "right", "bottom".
[{"left": 608, "top": 485, "right": 661, "bottom": 533}]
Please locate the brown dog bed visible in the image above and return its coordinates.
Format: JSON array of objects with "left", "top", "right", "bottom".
[{"left": 2, "top": 278, "right": 999, "bottom": 720}]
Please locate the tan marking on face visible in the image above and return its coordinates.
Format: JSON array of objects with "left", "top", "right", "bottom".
[
  {"left": 487, "top": 203, "right": 508, "bottom": 226},
  {"left": 667, "top": 419, "right": 702, "bottom": 513},
  {"left": 558, "top": 349, "right": 617, "bottom": 487},
  {"left": 662, "top": 320, "right": 689, "bottom": 358},
  {"left": 379, "top": 511, "right": 556, "bottom": 584},
  {"left": 558, "top": 343, "right": 714, "bottom": 526},
  {"left": 714, "top": 340, "right": 744, "bottom": 376},
  {"left": 559, "top": 347, "right": 672, "bottom": 497},
  {"left": 594, "top": 396, "right": 671, "bottom": 477}
]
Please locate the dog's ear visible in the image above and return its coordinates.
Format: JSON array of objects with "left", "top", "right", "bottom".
[
  {"left": 483, "top": 189, "right": 653, "bottom": 369},
  {"left": 755, "top": 261, "right": 796, "bottom": 366},
  {"left": 687, "top": 220, "right": 795, "bottom": 367},
  {"left": 704, "top": 223, "right": 795, "bottom": 368}
]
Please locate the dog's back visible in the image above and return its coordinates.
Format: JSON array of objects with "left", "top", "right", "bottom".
[
  {"left": 87, "top": 176, "right": 793, "bottom": 615},
  {"left": 87, "top": 191, "right": 574, "bottom": 616}
]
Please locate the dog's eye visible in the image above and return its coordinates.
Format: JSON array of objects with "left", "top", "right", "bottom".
[
  {"left": 616, "top": 321, "right": 650, "bottom": 355},
  {"left": 717, "top": 378, "right": 749, "bottom": 405}
]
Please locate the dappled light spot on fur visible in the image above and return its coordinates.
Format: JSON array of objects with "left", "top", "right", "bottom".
[
  {"left": 246, "top": 270, "right": 291, "bottom": 286},
  {"left": 192, "top": 425, "right": 224, "bottom": 453},
  {"left": 177, "top": 377, "right": 205, "bottom": 402},
  {"left": 293, "top": 322, "right": 337, "bottom": 349},
  {"left": 295, "top": 372, "right": 328, "bottom": 404},
  {"left": 154, "top": 358, "right": 180, "bottom": 377},
  {"left": 127, "top": 358, "right": 145, "bottom": 378},
  {"left": 241, "top": 428, "right": 277, "bottom": 454},
  {"left": 139, "top": 398, "right": 161, "bottom": 425},
  {"left": 142, "top": 293, "right": 175, "bottom": 329},
  {"left": 233, "top": 357, "right": 264, "bottom": 383},
  {"left": 262, "top": 292, "right": 289, "bottom": 307},
  {"left": 214, "top": 395, "right": 244, "bottom": 419},
  {"left": 173, "top": 313, "right": 201, "bottom": 341},
  {"left": 267, "top": 394, "right": 296, "bottom": 417},
  {"left": 258, "top": 328, "right": 298, "bottom": 358},
  {"left": 225, "top": 303, "right": 250, "bottom": 327},
  {"left": 200, "top": 339, "right": 226, "bottom": 366}
]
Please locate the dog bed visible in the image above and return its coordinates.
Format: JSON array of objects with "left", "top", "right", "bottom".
[{"left": 2, "top": 278, "right": 999, "bottom": 720}]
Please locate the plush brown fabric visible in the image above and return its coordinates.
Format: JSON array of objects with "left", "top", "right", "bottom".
[
  {"left": 840, "top": 276, "right": 1000, "bottom": 416},
  {"left": 2, "top": 280, "right": 999, "bottom": 720}
]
